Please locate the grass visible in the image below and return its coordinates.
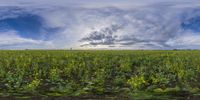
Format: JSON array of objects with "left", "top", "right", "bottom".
[{"left": 0, "top": 50, "right": 199, "bottom": 99}]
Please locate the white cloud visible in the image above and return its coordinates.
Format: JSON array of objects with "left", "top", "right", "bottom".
[
  {"left": 1, "top": 0, "right": 200, "bottom": 9},
  {"left": 166, "top": 32, "right": 200, "bottom": 46},
  {"left": 0, "top": 31, "right": 53, "bottom": 49},
  {"left": 1, "top": 1, "right": 200, "bottom": 49}
]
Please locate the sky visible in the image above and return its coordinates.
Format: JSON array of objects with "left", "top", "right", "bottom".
[{"left": 1, "top": 0, "right": 200, "bottom": 49}]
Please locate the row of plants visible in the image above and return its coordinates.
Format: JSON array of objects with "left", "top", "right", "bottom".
[{"left": 0, "top": 50, "right": 199, "bottom": 99}]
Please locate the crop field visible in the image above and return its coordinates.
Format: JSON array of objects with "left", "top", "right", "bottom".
[{"left": 0, "top": 50, "right": 199, "bottom": 99}]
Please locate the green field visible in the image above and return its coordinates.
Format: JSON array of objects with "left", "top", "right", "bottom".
[{"left": 0, "top": 50, "right": 199, "bottom": 99}]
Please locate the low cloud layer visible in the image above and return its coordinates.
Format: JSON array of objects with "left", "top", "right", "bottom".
[
  {"left": 0, "top": 31, "right": 52, "bottom": 49},
  {"left": 1, "top": 1, "right": 200, "bottom": 49}
]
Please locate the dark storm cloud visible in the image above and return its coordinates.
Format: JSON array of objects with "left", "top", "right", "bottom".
[{"left": 80, "top": 24, "right": 121, "bottom": 46}]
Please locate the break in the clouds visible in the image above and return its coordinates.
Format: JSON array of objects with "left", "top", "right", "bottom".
[{"left": 1, "top": 0, "right": 200, "bottom": 49}]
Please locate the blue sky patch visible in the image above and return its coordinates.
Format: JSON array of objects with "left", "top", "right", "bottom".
[
  {"left": 0, "top": 13, "right": 46, "bottom": 39},
  {"left": 181, "top": 16, "right": 200, "bottom": 32}
]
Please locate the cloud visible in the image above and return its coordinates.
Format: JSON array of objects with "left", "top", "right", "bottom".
[
  {"left": 79, "top": 6, "right": 178, "bottom": 49},
  {"left": 79, "top": 3, "right": 200, "bottom": 49},
  {"left": 166, "top": 32, "right": 200, "bottom": 46},
  {"left": 1, "top": 1, "right": 200, "bottom": 49},
  {"left": 80, "top": 24, "right": 121, "bottom": 46},
  {"left": 0, "top": 31, "right": 53, "bottom": 49},
  {"left": 1, "top": 0, "right": 200, "bottom": 8}
]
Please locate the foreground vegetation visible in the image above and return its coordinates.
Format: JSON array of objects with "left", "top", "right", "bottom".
[{"left": 0, "top": 50, "right": 199, "bottom": 99}]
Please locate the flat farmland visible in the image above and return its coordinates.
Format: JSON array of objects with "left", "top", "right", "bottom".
[{"left": 0, "top": 50, "right": 199, "bottom": 99}]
